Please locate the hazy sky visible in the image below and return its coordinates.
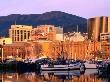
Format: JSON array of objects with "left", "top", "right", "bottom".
[{"left": 0, "top": 0, "right": 109, "bottom": 18}]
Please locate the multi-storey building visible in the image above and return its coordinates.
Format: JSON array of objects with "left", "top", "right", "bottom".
[
  {"left": 31, "top": 25, "right": 63, "bottom": 41},
  {"left": 9, "top": 25, "right": 32, "bottom": 42},
  {"left": 87, "top": 16, "right": 108, "bottom": 41},
  {"left": 100, "top": 33, "right": 110, "bottom": 42},
  {"left": 101, "top": 42, "right": 110, "bottom": 57},
  {"left": 3, "top": 42, "right": 28, "bottom": 59}
]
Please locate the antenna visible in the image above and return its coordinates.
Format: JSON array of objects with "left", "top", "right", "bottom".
[
  {"left": 15, "top": 20, "right": 16, "bottom": 26},
  {"left": 77, "top": 25, "right": 79, "bottom": 32}
]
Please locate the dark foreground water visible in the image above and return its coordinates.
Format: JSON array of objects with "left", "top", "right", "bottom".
[{"left": 0, "top": 69, "right": 110, "bottom": 82}]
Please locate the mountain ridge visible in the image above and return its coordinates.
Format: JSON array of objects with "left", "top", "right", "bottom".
[{"left": 0, "top": 11, "right": 87, "bottom": 36}]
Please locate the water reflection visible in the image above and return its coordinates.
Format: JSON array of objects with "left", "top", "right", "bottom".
[{"left": 0, "top": 69, "right": 110, "bottom": 82}]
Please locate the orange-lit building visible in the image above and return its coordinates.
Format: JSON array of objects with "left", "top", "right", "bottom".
[
  {"left": 2, "top": 40, "right": 101, "bottom": 60},
  {"left": 50, "top": 40, "right": 100, "bottom": 60},
  {"left": 87, "top": 16, "right": 108, "bottom": 41},
  {"left": 100, "top": 33, "right": 110, "bottom": 42},
  {"left": 30, "top": 40, "right": 53, "bottom": 58},
  {"left": 3, "top": 29, "right": 102, "bottom": 60},
  {"left": 2, "top": 40, "right": 53, "bottom": 59},
  {"left": 31, "top": 25, "right": 63, "bottom": 41},
  {"left": 3, "top": 42, "right": 41, "bottom": 59},
  {"left": 3, "top": 42, "right": 28, "bottom": 59},
  {"left": 101, "top": 42, "right": 110, "bottom": 58}
]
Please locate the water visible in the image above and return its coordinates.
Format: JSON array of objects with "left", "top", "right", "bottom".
[{"left": 0, "top": 69, "right": 110, "bottom": 82}]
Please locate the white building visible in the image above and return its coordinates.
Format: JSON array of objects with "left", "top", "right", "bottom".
[
  {"left": 32, "top": 25, "right": 63, "bottom": 41},
  {"left": 64, "top": 32, "right": 85, "bottom": 42},
  {"left": 55, "top": 27, "right": 63, "bottom": 41},
  {"left": 9, "top": 25, "right": 32, "bottom": 42},
  {"left": 100, "top": 33, "right": 110, "bottom": 42}
]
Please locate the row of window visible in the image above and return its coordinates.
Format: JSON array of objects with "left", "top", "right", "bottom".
[
  {"left": 12, "top": 30, "right": 31, "bottom": 35},
  {"left": 12, "top": 33, "right": 30, "bottom": 41}
]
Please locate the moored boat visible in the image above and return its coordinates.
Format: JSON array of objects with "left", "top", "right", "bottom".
[
  {"left": 40, "top": 60, "right": 85, "bottom": 71},
  {"left": 84, "top": 61, "right": 97, "bottom": 69}
]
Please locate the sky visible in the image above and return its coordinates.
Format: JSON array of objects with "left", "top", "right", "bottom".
[{"left": 0, "top": 0, "right": 110, "bottom": 18}]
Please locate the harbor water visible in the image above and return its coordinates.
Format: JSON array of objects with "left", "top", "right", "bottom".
[{"left": 0, "top": 69, "right": 110, "bottom": 82}]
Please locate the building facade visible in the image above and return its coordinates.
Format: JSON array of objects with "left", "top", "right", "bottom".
[
  {"left": 31, "top": 25, "right": 63, "bottom": 41},
  {"left": 99, "top": 42, "right": 110, "bottom": 59},
  {"left": 50, "top": 40, "right": 100, "bottom": 60},
  {"left": 9, "top": 25, "right": 32, "bottom": 42},
  {"left": 2, "top": 39, "right": 101, "bottom": 60},
  {"left": 87, "top": 16, "right": 108, "bottom": 41},
  {"left": 108, "top": 17, "right": 110, "bottom": 32},
  {"left": 3, "top": 42, "right": 28, "bottom": 59},
  {"left": 100, "top": 33, "right": 110, "bottom": 42}
]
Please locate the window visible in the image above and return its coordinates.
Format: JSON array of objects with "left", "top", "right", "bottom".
[
  {"left": 17, "top": 36, "right": 19, "bottom": 41},
  {"left": 21, "top": 30, "right": 23, "bottom": 34},
  {"left": 21, "top": 35, "right": 23, "bottom": 41},
  {"left": 49, "top": 27, "right": 53, "bottom": 32},
  {"left": 17, "top": 30, "right": 19, "bottom": 34},
  {"left": 28, "top": 32, "right": 30, "bottom": 39},
  {"left": 15, "top": 30, "right": 16, "bottom": 36},
  {"left": 24, "top": 33, "right": 26, "bottom": 39}
]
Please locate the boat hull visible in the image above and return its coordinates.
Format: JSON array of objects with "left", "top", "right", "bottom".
[
  {"left": 41, "top": 64, "right": 84, "bottom": 71},
  {"left": 84, "top": 63, "right": 97, "bottom": 69}
]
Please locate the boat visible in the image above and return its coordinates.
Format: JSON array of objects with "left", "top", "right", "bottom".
[
  {"left": 84, "top": 61, "right": 97, "bottom": 69},
  {"left": 40, "top": 60, "right": 85, "bottom": 71},
  {"left": 97, "top": 60, "right": 110, "bottom": 70}
]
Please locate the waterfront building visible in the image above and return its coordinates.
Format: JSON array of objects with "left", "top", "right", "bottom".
[
  {"left": 101, "top": 42, "right": 110, "bottom": 58},
  {"left": 3, "top": 40, "right": 53, "bottom": 59},
  {"left": 100, "top": 33, "right": 110, "bottom": 42},
  {"left": 50, "top": 40, "right": 100, "bottom": 60},
  {"left": 3, "top": 42, "right": 28, "bottom": 59},
  {"left": 35, "top": 40, "right": 53, "bottom": 58},
  {"left": 31, "top": 25, "right": 63, "bottom": 41},
  {"left": 87, "top": 16, "right": 108, "bottom": 41},
  {"left": 0, "top": 38, "right": 12, "bottom": 45},
  {"left": 54, "top": 31, "right": 100, "bottom": 60},
  {"left": 4, "top": 24, "right": 107, "bottom": 60},
  {"left": 2, "top": 39, "right": 101, "bottom": 60},
  {"left": 9, "top": 25, "right": 32, "bottom": 42},
  {"left": 55, "top": 26, "right": 63, "bottom": 41},
  {"left": 3, "top": 42, "right": 42, "bottom": 59},
  {"left": 108, "top": 17, "right": 110, "bottom": 32}
]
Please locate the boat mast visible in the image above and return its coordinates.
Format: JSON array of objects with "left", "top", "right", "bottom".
[
  {"left": 77, "top": 25, "right": 79, "bottom": 33},
  {"left": 61, "top": 41, "right": 64, "bottom": 60},
  {"left": 99, "top": 33, "right": 102, "bottom": 52},
  {"left": 75, "top": 53, "right": 76, "bottom": 61}
]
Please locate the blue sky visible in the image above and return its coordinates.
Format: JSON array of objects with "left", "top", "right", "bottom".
[{"left": 0, "top": 0, "right": 110, "bottom": 18}]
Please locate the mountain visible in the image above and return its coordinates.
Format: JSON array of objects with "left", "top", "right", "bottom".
[{"left": 0, "top": 11, "right": 87, "bottom": 36}]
